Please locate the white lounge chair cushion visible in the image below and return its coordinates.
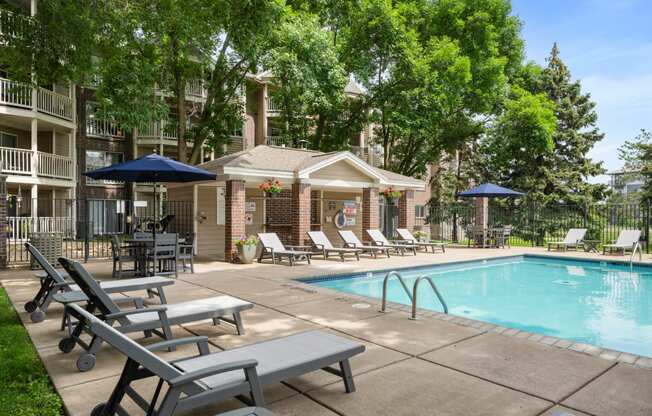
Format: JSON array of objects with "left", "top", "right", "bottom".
[{"left": 127, "top": 296, "right": 253, "bottom": 326}]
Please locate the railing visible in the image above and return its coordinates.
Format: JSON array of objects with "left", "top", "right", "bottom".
[
  {"left": 185, "top": 78, "right": 206, "bottom": 99},
  {"left": 0, "top": 147, "right": 32, "bottom": 175},
  {"left": 139, "top": 120, "right": 180, "bottom": 141},
  {"left": 37, "top": 151, "right": 74, "bottom": 180},
  {"left": 0, "top": 77, "right": 32, "bottom": 109},
  {"left": 380, "top": 271, "right": 413, "bottom": 312},
  {"left": 265, "top": 136, "right": 307, "bottom": 148},
  {"left": 87, "top": 177, "right": 123, "bottom": 186},
  {"left": 266, "top": 96, "right": 281, "bottom": 113},
  {"left": 86, "top": 113, "right": 125, "bottom": 138},
  {"left": 7, "top": 217, "right": 75, "bottom": 241},
  {"left": 0, "top": 9, "right": 29, "bottom": 41},
  {"left": 410, "top": 275, "right": 448, "bottom": 319},
  {"left": 37, "top": 88, "right": 74, "bottom": 121}
]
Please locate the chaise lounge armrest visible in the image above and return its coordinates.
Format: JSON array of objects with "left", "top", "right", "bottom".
[
  {"left": 147, "top": 336, "right": 210, "bottom": 355},
  {"left": 169, "top": 359, "right": 259, "bottom": 387}
]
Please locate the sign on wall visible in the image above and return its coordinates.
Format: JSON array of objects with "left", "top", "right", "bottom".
[
  {"left": 245, "top": 201, "right": 256, "bottom": 212},
  {"left": 342, "top": 201, "right": 357, "bottom": 216},
  {"left": 245, "top": 212, "right": 254, "bottom": 225}
]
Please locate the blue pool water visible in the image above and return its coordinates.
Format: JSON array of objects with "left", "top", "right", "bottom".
[{"left": 306, "top": 256, "right": 652, "bottom": 357}]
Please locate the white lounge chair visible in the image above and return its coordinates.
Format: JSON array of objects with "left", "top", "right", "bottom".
[
  {"left": 365, "top": 229, "right": 417, "bottom": 255},
  {"left": 257, "top": 233, "right": 311, "bottom": 266},
  {"left": 603, "top": 230, "right": 642, "bottom": 256},
  {"left": 58, "top": 257, "right": 253, "bottom": 372},
  {"left": 338, "top": 230, "right": 391, "bottom": 258},
  {"left": 547, "top": 228, "right": 587, "bottom": 252},
  {"left": 396, "top": 228, "right": 445, "bottom": 253},
  {"left": 67, "top": 303, "right": 364, "bottom": 416},
  {"left": 306, "top": 231, "right": 361, "bottom": 261}
]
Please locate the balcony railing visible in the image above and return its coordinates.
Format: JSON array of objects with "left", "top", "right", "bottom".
[
  {"left": 139, "top": 119, "right": 180, "bottom": 141},
  {"left": 0, "top": 9, "right": 30, "bottom": 41},
  {"left": 266, "top": 96, "right": 281, "bottom": 113},
  {"left": 0, "top": 77, "right": 74, "bottom": 122},
  {"left": 155, "top": 79, "right": 207, "bottom": 101},
  {"left": 86, "top": 116, "right": 125, "bottom": 138},
  {"left": 0, "top": 147, "right": 74, "bottom": 180},
  {"left": 7, "top": 217, "right": 75, "bottom": 241}
]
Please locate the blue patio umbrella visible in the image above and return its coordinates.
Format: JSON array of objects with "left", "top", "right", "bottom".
[
  {"left": 83, "top": 154, "right": 216, "bottom": 235},
  {"left": 458, "top": 183, "right": 523, "bottom": 198}
]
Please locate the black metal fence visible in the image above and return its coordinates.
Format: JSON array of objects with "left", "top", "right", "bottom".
[
  {"left": 429, "top": 201, "right": 651, "bottom": 253},
  {"left": 6, "top": 198, "right": 193, "bottom": 264}
]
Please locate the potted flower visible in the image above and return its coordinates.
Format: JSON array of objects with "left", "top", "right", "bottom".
[
  {"left": 259, "top": 179, "right": 283, "bottom": 198},
  {"left": 236, "top": 235, "right": 258, "bottom": 264},
  {"left": 382, "top": 187, "right": 402, "bottom": 203}
]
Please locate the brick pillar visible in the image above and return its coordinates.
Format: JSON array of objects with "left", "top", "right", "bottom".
[
  {"left": 475, "top": 197, "right": 488, "bottom": 229},
  {"left": 291, "top": 182, "right": 311, "bottom": 246},
  {"left": 398, "top": 189, "right": 415, "bottom": 230},
  {"left": 225, "top": 179, "right": 246, "bottom": 262},
  {"left": 362, "top": 187, "right": 379, "bottom": 242},
  {"left": 0, "top": 175, "right": 7, "bottom": 268}
]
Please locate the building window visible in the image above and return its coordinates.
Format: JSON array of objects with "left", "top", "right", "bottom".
[
  {"left": 86, "top": 150, "right": 123, "bottom": 184},
  {"left": 0, "top": 131, "right": 17, "bottom": 148},
  {"left": 415, "top": 205, "right": 426, "bottom": 219}
]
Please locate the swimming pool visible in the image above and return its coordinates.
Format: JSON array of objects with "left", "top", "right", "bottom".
[{"left": 305, "top": 255, "right": 652, "bottom": 357}]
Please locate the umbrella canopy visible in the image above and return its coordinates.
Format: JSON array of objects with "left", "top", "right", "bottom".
[
  {"left": 458, "top": 183, "right": 523, "bottom": 198},
  {"left": 83, "top": 154, "right": 216, "bottom": 183}
]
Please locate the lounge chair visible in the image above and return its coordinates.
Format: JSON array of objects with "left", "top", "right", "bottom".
[
  {"left": 365, "top": 229, "right": 417, "bottom": 255},
  {"left": 603, "top": 229, "right": 642, "bottom": 256},
  {"left": 547, "top": 228, "right": 587, "bottom": 252},
  {"left": 24, "top": 242, "right": 174, "bottom": 323},
  {"left": 257, "top": 233, "right": 311, "bottom": 266},
  {"left": 306, "top": 231, "right": 361, "bottom": 261},
  {"left": 338, "top": 230, "right": 391, "bottom": 258},
  {"left": 67, "top": 303, "right": 364, "bottom": 416},
  {"left": 396, "top": 228, "right": 446, "bottom": 253},
  {"left": 57, "top": 257, "right": 253, "bottom": 372}
]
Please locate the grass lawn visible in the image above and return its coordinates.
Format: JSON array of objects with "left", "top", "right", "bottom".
[{"left": 0, "top": 287, "right": 63, "bottom": 416}]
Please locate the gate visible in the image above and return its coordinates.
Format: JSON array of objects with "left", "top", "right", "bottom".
[{"left": 379, "top": 197, "right": 399, "bottom": 238}]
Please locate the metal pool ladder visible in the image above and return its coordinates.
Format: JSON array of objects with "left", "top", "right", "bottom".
[{"left": 380, "top": 271, "right": 448, "bottom": 319}]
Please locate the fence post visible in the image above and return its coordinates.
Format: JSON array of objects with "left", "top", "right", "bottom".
[
  {"left": 0, "top": 175, "right": 7, "bottom": 269},
  {"left": 645, "top": 199, "right": 650, "bottom": 254},
  {"left": 84, "top": 198, "right": 90, "bottom": 262}
]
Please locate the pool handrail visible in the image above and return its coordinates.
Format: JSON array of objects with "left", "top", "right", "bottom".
[
  {"left": 410, "top": 275, "right": 448, "bottom": 319},
  {"left": 380, "top": 271, "right": 413, "bottom": 312}
]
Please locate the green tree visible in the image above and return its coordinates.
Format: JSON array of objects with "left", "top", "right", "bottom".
[{"left": 618, "top": 129, "right": 652, "bottom": 201}]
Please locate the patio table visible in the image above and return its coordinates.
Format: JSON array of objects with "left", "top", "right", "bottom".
[{"left": 125, "top": 237, "right": 185, "bottom": 277}]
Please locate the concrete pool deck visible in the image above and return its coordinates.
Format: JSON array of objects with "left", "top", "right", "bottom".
[{"left": 2, "top": 246, "right": 652, "bottom": 416}]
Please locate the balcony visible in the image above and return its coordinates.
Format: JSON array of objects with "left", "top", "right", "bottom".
[
  {"left": 0, "top": 147, "right": 74, "bottom": 180},
  {"left": 137, "top": 120, "right": 179, "bottom": 144},
  {"left": 350, "top": 145, "right": 383, "bottom": 168},
  {"left": 266, "top": 96, "right": 281, "bottom": 114},
  {"left": 0, "top": 9, "right": 30, "bottom": 42},
  {"left": 86, "top": 108, "right": 125, "bottom": 138},
  {"left": 0, "top": 77, "right": 75, "bottom": 122},
  {"left": 154, "top": 79, "right": 207, "bottom": 102},
  {"left": 265, "top": 136, "right": 308, "bottom": 149}
]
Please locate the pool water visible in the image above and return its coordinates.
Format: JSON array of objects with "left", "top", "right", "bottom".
[{"left": 306, "top": 256, "right": 652, "bottom": 357}]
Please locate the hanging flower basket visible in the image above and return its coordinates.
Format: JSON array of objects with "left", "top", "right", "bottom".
[
  {"left": 382, "top": 187, "right": 402, "bottom": 203},
  {"left": 259, "top": 179, "right": 283, "bottom": 198}
]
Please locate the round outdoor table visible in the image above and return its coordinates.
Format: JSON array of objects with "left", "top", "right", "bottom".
[{"left": 583, "top": 239, "right": 600, "bottom": 253}]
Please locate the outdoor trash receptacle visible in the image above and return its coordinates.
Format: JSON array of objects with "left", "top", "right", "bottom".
[{"left": 30, "top": 232, "right": 63, "bottom": 269}]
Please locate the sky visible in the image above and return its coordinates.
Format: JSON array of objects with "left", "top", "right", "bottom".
[{"left": 511, "top": 0, "right": 652, "bottom": 183}]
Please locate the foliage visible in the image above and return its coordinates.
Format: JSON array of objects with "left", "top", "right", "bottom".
[
  {"left": 0, "top": 288, "right": 63, "bottom": 416},
  {"left": 618, "top": 129, "right": 652, "bottom": 201},
  {"left": 235, "top": 235, "right": 258, "bottom": 248},
  {"left": 259, "top": 179, "right": 283, "bottom": 194},
  {"left": 381, "top": 187, "right": 403, "bottom": 200}
]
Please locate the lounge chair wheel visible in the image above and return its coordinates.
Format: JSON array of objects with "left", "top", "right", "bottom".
[
  {"left": 30, "top": 309, "right": 45, "bottom": 323},
  {"left": 24, "top": 301, "right": 37, "bottom": 313},
  {"left": 58, "top": 337, "right": 76, "bottom": 353},
  {"left": 77, "top": 353, "right": 96, "bottom": 372},
  {"left": 90, "top": 403, "right": 108, "bottom": 416}
]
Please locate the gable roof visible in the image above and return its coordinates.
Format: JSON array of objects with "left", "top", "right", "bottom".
[{"left": 199, "top": 145, "right": 424, "bottom": 189}]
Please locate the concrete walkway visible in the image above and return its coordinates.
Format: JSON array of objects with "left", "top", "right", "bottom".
[{"left": 2, "top": 247, "right": 652, "bottom": 416}]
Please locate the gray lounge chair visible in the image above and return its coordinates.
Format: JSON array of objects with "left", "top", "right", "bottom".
[
  {"left": 547, "top": 228, "right": 587, "bottom": 251},
  {"left": 603, "top": 229, "right": 642, "bottom": 256},
  {"left": 24, "top": 242, "right": 174, "bottom": 323},
  {"left": 307, "top": 231, "right": 361, "bottom": 261},
  {"left": 396, "top": 228, "right": 446, "bottom": 253},
  {"left": 257, "top": 233, "right": 311, "bottom": 266},
  {"left": 338, "top": 230, "right": 391, "bottom": 258},
  {"left": 366, "top": 229, "right": 417, "bottom": 255},
  {"left": 57, "top": 257, "right": 253, "bottom": 372},
  {"left": 67, "top": 303, "right": 364, "bottom": 416}
]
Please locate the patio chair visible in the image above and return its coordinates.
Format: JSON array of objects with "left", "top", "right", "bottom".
[
  {"left": 257, "top": 233, "right": 311, "bottom": 266},
  {"left": 178, "top": 232, "right": 195, "bottom": 273},
  {"left": 547, "top": 228, "right": 587, "bottom": 252},
  {"left": 493, "top": 225, "right": 513, "bottom": 249},
  {"left": 338, "top": 230, "right": 391, "bottom": 259},
  {"left": 306, "top": 231, "right": 361, "bottom": 261},
  {"left": 24, "top": 242, "right": 174, "bottom": 323},
  {"left": 67, "top": 303, "right": 364, "bottom": 416},
  {"left": 365, "top": 229, "right": 417, "bottom": 256},
  {"left": 57, "top": 257, "right": 253, "bottom": 372},
  {"left": 602, "top": 229, "right": 642, "bottom": 256},
  {"left": 149, "top": 233, "right": 178, "bottom": 278},
  {"left": 110, "top": 235, "right": 138, "bottom": 279},
  {"left": 396, "top": 228, "right": 445, "bottom": 253}
]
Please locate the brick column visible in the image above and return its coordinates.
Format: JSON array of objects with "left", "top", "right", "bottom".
[
  {"left": 398, "top": 189, "right": 415, "bottom": 230},
  {"left": 362, "top": 187, "right": 379, "bottom": 242},
  {"left": 291, "top": 182, "right": 311, "bottom": 246},
  {"left": 0, "top": 175, "right": 7, "bottom": 268},
  {"left": 475, "top": 197, "right": 488, "bottom": 229},
  {"left": 225, "top": 179, "right": 246, "bottom": 262}
]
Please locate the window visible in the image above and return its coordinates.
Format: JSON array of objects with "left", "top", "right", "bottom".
[
  {"left": 86, "top": 150, "right": 123, "bottom": 184},
  {"left": 0, "top": 131, "right": 17, "bottom": 148},
  {"left": 415, "top": 205, "right": 426, "bottom": 218}
]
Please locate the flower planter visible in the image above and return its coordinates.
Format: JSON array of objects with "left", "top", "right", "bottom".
[{"left": 237, "top": 244, "right": 257, "bottom": 264}]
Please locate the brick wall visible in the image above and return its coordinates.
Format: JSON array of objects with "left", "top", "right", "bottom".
[
  {"left": 225, "top": 179, "right": 245, "bottom": 262},
  {"left": 291, "top": 182, "right": 311, "bottom": 246},
  {"left": 362, "top": 187, "right": 379, "bottom": 241},
  {"left": 398, "top": 189, "right": 415, "bottom": 230}
]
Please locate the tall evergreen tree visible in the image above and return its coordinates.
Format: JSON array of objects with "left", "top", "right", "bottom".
[{"left": 538, "top": 43, "right": 607, "bottom": 204}]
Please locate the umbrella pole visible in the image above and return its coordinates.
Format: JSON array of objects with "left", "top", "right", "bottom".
[{"left": 152, "top": 181, "right": 157, "bottom": 276}]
